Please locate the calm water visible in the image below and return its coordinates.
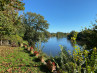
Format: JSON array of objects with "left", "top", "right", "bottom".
[{"left": 41, "top": 37, "right": 75, "bottom": 57}]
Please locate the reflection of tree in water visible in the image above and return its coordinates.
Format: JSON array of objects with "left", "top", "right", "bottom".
[
  {"left": 56, "top": 37, "right": 64, "bottom": 42},
  {"left": 41, "top": 37, "right": 50, "bottom": 43}
]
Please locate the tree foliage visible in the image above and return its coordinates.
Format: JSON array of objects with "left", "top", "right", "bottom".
[
  {"left": 0, "top": 0, "right": 25, "bottom": 45},
  {"left": 0, "top": 0, "right": 25, "bottom": 11},
  {"left": 23, "top": 12, "right": 49, "bottom": 45},
  {"left": 77, "top": 24, "right": 97, "bottom": 50},
  {"left": 67, "top": 31, "right": 78, "bottom": 40}
]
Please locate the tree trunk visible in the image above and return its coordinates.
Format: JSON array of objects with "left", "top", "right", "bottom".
[
  {"left": 0, "top": 36, "right": 2, "bottom": 45},
  {"left": 1, "top": 39, "right": 2, "bottom": 45}
]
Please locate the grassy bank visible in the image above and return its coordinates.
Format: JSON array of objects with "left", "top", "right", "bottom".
[{"left": 0, "top": 46, "right": 50, "bottom": 73}]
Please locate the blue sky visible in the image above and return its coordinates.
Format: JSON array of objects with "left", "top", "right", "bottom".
[{"left": 20, "top": 0, "right": 97, "bottom": 33}]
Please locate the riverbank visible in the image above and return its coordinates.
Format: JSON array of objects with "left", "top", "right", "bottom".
[{"left": 0, "top": 46, "right": 50, "bottom": 73}]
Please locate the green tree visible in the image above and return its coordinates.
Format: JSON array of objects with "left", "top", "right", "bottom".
[
  {"left": 0, "top": 0, "right": 25, "bottom": 45},
  {"left": 0, "top": 0, "right": 25, "bottom": 11},
  {"left": 0, "top": 11, "right": 13, "bottom": 45},
  {"left": 77, "top": 24, "right": 97, "bottom": 50},
  {"left": 56, "top": 32, "right": 66, "bottom": 38},
  {"left": 23, "top": 12, "right": 49, "bottom": 31},
  {"left": 23, "top": 12, "right": 49, "bottom": 45},
  {"left": 67, "top": 31, "right": 78, "bottom": 40}
]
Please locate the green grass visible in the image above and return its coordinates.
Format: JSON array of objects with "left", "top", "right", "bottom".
[{"left": 0, "top": 46, "right": 50, "bottom": 73}]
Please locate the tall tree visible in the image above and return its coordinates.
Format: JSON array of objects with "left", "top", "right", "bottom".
[
  {"left": 23, "top": 12, "right": 49, "bottom": 32},
  {"left": 23, "top": 12, "right": 49, "bottom": 45},
  {"left": 0, "top": 0, "right": 25, "bottom": 45}
]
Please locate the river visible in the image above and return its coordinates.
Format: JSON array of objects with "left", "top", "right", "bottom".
[{"left": 39, "top": 37, "right": 76, "bottom": 57}]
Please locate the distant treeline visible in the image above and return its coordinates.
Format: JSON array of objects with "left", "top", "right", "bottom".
[
  {"left": 41, "top": 32, "right": 67, "bottom": 38},
  {"left": 67, "top": 24, "right": 97, "bottom": 50},
  {"left": 50, "top": 32, "right": 67, "bottom": 37}
]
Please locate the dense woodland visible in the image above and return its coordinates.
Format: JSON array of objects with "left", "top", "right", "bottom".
[
  {"left": 0, "top": 0, "right": 97, "bottom": 73},
  {"left": 0, "top": 0, "right": 50, "bottom": 47},
  {"left": 67, "top": 24, "right": 97, "bottom": 50}
]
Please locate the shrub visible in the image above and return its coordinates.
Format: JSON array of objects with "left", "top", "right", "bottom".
[{"left": 52, "top": 35, "right": 97, "bottom": 73}]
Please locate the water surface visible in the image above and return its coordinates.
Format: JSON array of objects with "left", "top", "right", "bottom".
[{"left": 41, "top": 37, "right": 74, "bottom": 57}]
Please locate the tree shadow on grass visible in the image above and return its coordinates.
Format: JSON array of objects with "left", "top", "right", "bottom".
[
  {"left": 21, "top": 48, "right": 51, "bottom": 73},
  {"left": 13, "top": 64, "right": 31, "bottom": 68},
  {"left": 32, "top": 58, "right": 40, "bottom": 62},
  {"left": 17, "top": 63, "right": 35, "bottom": 67},
  {"left": 23, "top": 49, "right": 30, "bottom": 53},
  {"left": 25, "top": 65, "right": 31, "bottom": 67},
  {"left": 39, "top": 64, "right": 51, "bottom": 73},
  {"left": 29, "top": 54, "right": 34, "bottom": 57}
]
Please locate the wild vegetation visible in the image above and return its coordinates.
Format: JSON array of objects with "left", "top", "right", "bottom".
[
  {"left": 0, "top": 0, "right": 97, "bottom": 73},
  {"left": 52, "top": 34, "right": 97, "bottom": 73},
  {"left": 0, "top": 0, "right": 50, "bottom": 47},
  {"left": 67, "top": 23, "right": 97, "bottom": 50},
  {"left": 0, "top": 0, "right": 24, "bottom": 46}
]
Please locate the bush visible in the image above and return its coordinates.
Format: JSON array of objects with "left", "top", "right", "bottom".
[{"left": 52, "top": 36, "right": 97, "bottom": 73}]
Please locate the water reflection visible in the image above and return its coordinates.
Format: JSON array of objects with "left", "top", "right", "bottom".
[{"left": 40, "top": 37, "right": 75, "bottom": 57}]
